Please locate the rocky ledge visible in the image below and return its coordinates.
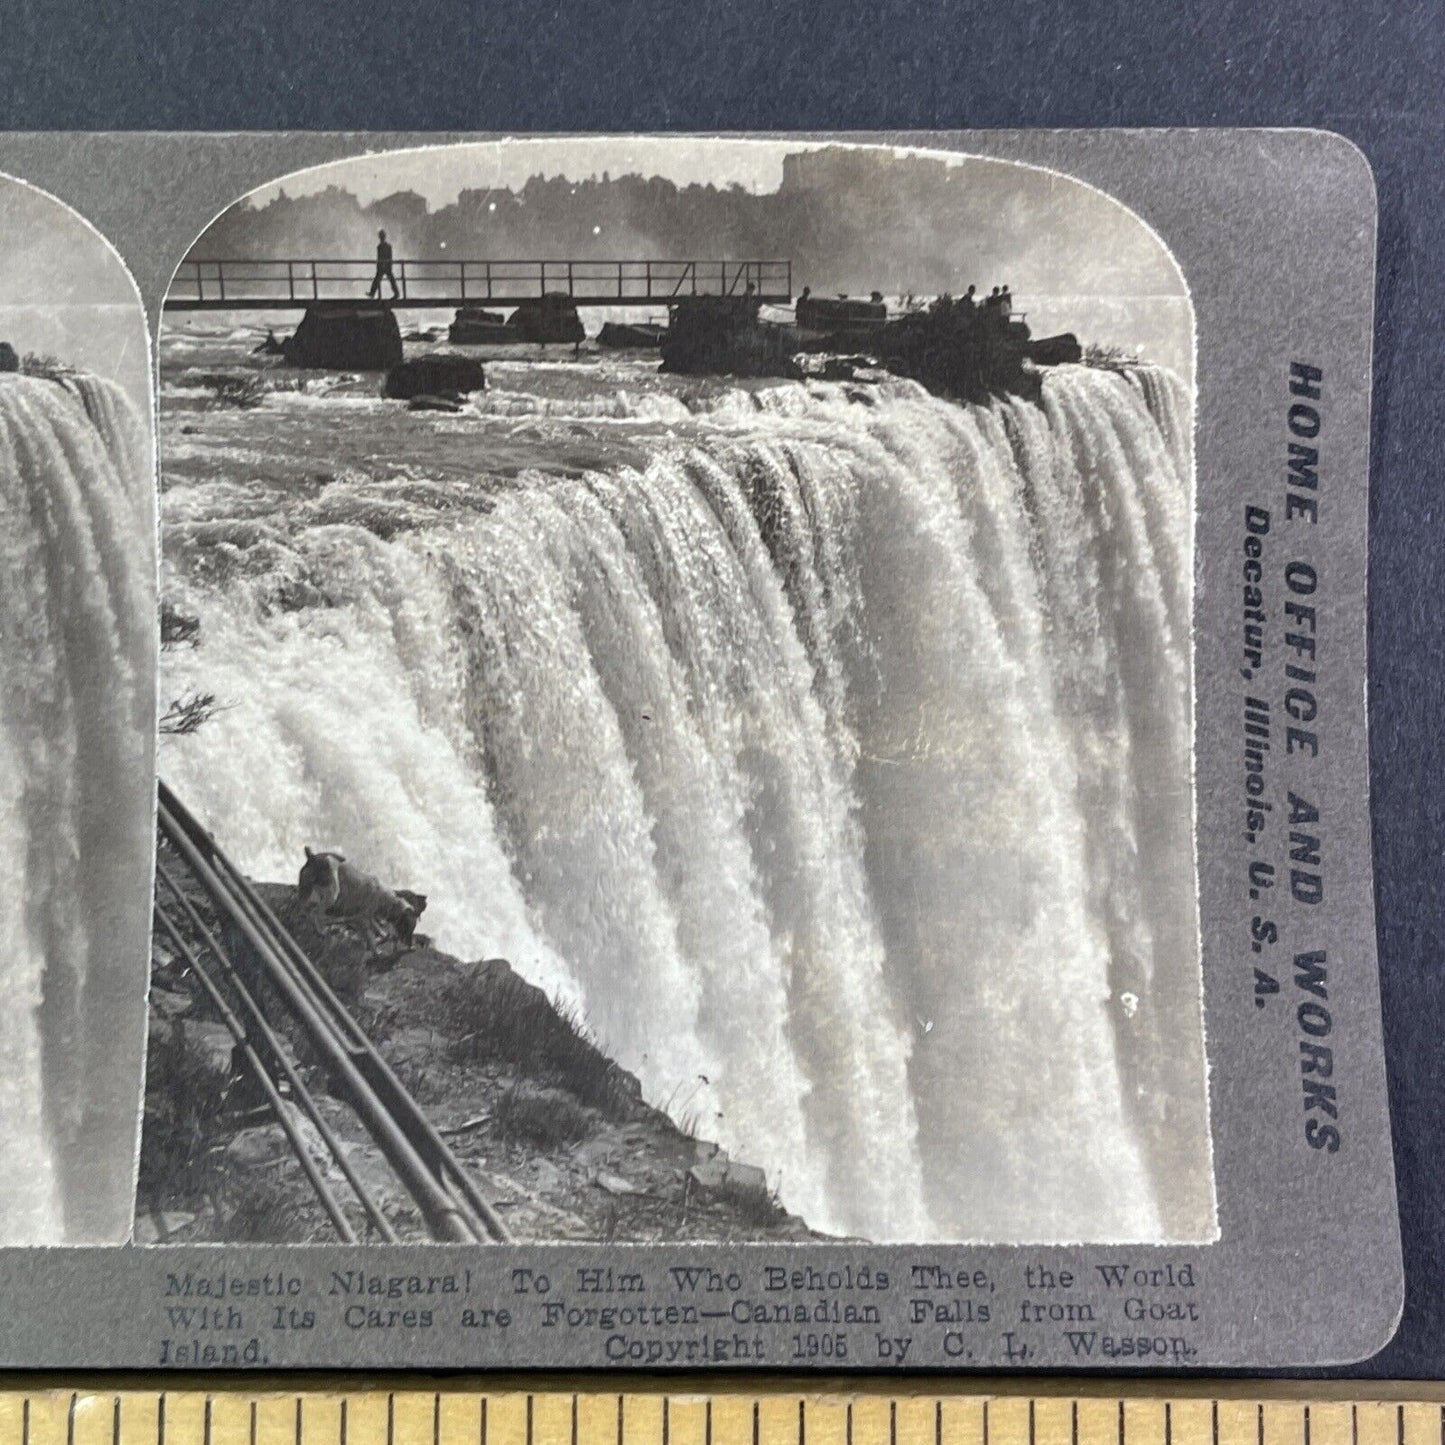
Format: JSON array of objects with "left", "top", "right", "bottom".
[{"left": 140, "top": 881, "right": 826, "bottom": 1245}]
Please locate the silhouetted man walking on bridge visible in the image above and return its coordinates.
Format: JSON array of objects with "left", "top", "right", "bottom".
[{"left": 368, "top": 230, "right": 399, "bottom": 300}]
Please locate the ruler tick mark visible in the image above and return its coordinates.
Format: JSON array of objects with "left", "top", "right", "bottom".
[
  {"left": 296, "top": 1397, "right": 304, "bottom": 1445},
  {"left": 68, "top": 1394, "right": 77, "bottom": 1445},
  {"left": 204, "top": 1398, "right": 213, "bottom": 1445}
]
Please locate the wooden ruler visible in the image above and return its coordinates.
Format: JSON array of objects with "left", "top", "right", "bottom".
[{"left": 1, "top": 1385, "right": 1444, "bottom": 1445}]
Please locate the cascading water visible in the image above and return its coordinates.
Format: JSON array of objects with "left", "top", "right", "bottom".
[
  {"left": 160, "top": 356, "right": 1214, "bottom": 1243},
  {"left": 0, "top": 371, "right": 155, "bottom": 1244}
]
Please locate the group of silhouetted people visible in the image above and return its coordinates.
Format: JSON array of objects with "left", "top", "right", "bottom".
[{"left": 930, "top": 284, "right": 1015, "bottom": 327}]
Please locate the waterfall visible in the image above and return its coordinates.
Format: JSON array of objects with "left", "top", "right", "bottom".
[
  {"left": 0, "top": 372, "right": 155, "bottom": 1244},
  {"left": 161, "top": 360, "right": 1213, "bottom": 1243}
]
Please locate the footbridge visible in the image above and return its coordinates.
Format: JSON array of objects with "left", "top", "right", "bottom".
[
  {"left": 151, "top": 781, "right": 513, "bottom": 1244},
  {"left": 165, "top": 257, "right": 793, "bottom": 310}
]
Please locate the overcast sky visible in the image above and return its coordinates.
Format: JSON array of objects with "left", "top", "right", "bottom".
[
  {"left": 249, "top": 138, "right": 840, "bottom": 207},
  {"left": 0, "top": 176, "right": 151, "bottom": 412},
  {"left": 235, "top": 139, "right": 1191, "bottom": 377}
]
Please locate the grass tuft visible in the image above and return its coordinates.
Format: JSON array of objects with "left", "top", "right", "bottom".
[
  {"left": 713, "top": 1176, "right": 786, "bottom": 1227},
  {"left": 443, "top": 965, "right": 638, "bottom": 1118},
  {"left": 493, "top": 1084, "right": 591, "bottom": 1149},
  {"left": 135, "top": 1022, "right": 231, "bottom": 1213}
]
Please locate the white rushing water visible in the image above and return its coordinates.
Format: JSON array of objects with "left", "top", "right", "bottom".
[
  {"left": 0, "top": 372, "right": 155, "bottom": 1244},
  {"left": 161, "top": 359, "right": 1214, "bottom": 1243}
]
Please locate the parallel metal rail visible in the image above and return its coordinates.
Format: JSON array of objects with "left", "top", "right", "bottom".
[
  {"left": 152, "top": 781, "right": 511, "bottom": 1244},
  {"left": 165, "top": 257, "right": 793, "bottom": 310}
]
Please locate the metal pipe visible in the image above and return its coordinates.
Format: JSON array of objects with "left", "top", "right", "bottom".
[
  {"left": 217, "top": 847, "right": 514, "bottom": 1243},
  {"left": 216, "top": 856, "right": 513, "bottom": 1243},
  {"left": 154, "top": 857, "right": 399, "bottom": 1242},
  {"left": 151, "top": 906, "right": 359, "bottom": 1242},
  {"left": 156, "top": 797, "right": 483, "bottom": 1243},
  {"left": 159, "top": 783, "right": 514, "bottom": 1245}
]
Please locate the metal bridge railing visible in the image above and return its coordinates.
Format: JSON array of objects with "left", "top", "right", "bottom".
[
  {"left": 166, "top": 257, "right": 793, "bottom": 308},
  {"left": 153, "top": 781, "right": 512, "bottom": 1244}
]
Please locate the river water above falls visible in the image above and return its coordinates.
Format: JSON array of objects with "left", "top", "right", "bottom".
[{"left": 159, "top": 330, "right": 1213, "bottom": 1244}]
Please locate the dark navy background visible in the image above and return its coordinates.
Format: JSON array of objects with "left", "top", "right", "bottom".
[{"left": 2, "top": 0, "right": 1442, "bottom": 1377}]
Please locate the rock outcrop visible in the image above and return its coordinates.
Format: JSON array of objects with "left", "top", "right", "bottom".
[
  {"left": 141, "top": 876, "right": 826, "bottom": 1245},
  {"left": 795, "top": 293, "right": 887, "bottom": 335},
  {"left": 0, "top": 341, "right": 18, "bottom": 373},
  {"left": 506, "top": 293, "right": 585, "bottom": 345},
  {"left": 660, "top": 297, "right": 800, "bottom": 377},
  {"left": 597, "top": 321, "right": 666, "bottom": 350},
  {"left": 282, "top": 303, "right": 403, "bottom": 371},
  {"left": 449, "top": 308, "right": 509, "bottom": 344},
  {"left": 661, "top": 293, "right": 1082, "bottom": 403},
  {"left": 384, "top": 354, "right": 487, "bottom": 400}
]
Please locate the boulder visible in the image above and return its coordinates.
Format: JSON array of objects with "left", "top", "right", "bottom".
[
  {"left": 385, "top": 354, "right": 486, "bottom": 400},
  {"left": 660, "top": 296, "right": 800, "bottom": 377},
  {"left": 225, "top": 1124, "right": 290, "bottom": 1168},
  {"left": 1027, "top": 332, "right": 1084, "bottom": 367},
  {"left": 594, "top": 1170, "right": 638, "bottom": 1197},
  {"left": 796, "top": 294, "right": 886, "bottom": 333},
  {"left": 506, "top": 293, "right": 586, "bottom": 345},
  {"left": 0, "top": 341, "right": 18, "bottom": 373},
  {"left": 282, "top": 302, "right": 403, "bottom": 371},
  {"left": 597, "top": 321, "right": 666, "bottom": 350},
  {"left": 687, "top": 1157, "right": 768, "bottom": 1194},
  {"left": 449, "top": 307, "right": 509, "bottom": 344}
]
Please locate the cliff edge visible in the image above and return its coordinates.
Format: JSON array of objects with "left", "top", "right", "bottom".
[{"left": 140, "top": 881, "right": 827, "bottom": 1245}]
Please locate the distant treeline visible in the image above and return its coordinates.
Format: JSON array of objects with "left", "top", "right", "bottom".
[{"left": 194, "top": 148, "right": 1184, "bottom": 303}]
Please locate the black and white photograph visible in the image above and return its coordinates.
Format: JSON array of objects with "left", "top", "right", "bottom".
[
  {"left": 140, "top": 137, "right": 1213, "bottom": 1249},
  {"left": 0, "top": 173, "right": 156, "bottom": 1245}
]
